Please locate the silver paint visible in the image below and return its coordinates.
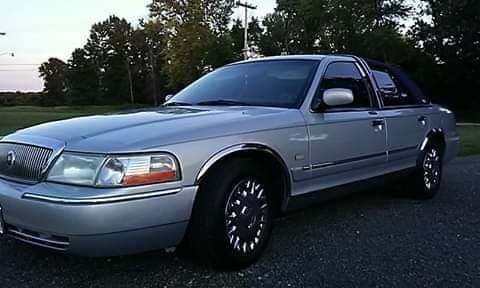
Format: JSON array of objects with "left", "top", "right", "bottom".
[{"left": 0, "top": 55, "right": 458, "bottom": 256}]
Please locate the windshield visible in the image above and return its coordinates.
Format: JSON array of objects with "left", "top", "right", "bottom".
[{"left": 168, "top": 60, "right": 320, "bottom": 108}]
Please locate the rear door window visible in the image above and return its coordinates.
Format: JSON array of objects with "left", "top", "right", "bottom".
[{"left": 372, "top": 69, "right": 424, "bottom": 107}]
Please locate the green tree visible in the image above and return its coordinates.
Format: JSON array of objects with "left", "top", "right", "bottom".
[
  {"left": 231, "top": 18, "right": 246, "bottom": 60},
  {"left": 39, "top": 58, "right": 68, "bottom": 105},
  {"left": 260, "top": 0, "right": 413, "bottom": 57},
  {"left": 411, "top": 0, "right": 480, "bottom": 107},
  {"left": 149, "top": 0, "right": 234, "bottom": 34},
  {"left": 38, "top": 15, "right": 173, "bottom": 106},
  {"left": 260, "top": 11, "right": 293, "bottom": 55},
  {"left": 129, "top": 20, "right": 170, "bottom": 105},
  {"left": 62, "top": 15, "right": 171, "bottom": 106},
  {"left": 149, "top": 0, "right": 236, "bottom": 90},
  {"left": 166, "top": 23, "right": 217, "bottom": 88},
  {"left": 67, "top": 48, "right": 99, "bottom": 105},
  {"left": 84, "top": 16, "right": 134, "bottom": 104}
]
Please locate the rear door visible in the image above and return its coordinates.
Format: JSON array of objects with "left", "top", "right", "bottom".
[
  {"left": 304, "top": 61, "right": 388, "bottom": 187},
  {"left": 371, "top": 68, "right": 431, "bottom": 168}
]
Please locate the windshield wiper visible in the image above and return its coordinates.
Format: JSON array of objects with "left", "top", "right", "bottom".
[
  {"left": 196, "top": 99, "right": 251, "bottom": 106},
  {"left": 163, "top": 101, "right": 193, "bottom": 107}
]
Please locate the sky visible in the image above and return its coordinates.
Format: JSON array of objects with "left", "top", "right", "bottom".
[{"left": 0, "top": 0, "right": 276, "bottom": 92}]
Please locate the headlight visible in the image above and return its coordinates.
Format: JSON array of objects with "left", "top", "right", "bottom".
[
  {"left": 47, "top": 153, "right": 180, "bottom": 187},
  {"left": 47, "top": 153, "right": 104, "bottom": 186}
]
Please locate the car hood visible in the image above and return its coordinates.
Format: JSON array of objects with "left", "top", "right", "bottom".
[{"left": 4, "top": 106, "right": 305, "bottom": 153}]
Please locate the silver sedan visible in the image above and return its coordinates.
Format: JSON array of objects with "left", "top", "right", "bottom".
[{"left": 0, "top": 55, "right": 458, "bottom": 269}]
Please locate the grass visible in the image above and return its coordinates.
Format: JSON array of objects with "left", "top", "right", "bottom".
[
  {"left": 0, "top": 106, "right": 479, "bottom": 157},
  {"left": 0, "top": 105, "right": 141, "bottom": 136},
  {"left": 457, "top": 126, "right": 480, "bottom": 157}
]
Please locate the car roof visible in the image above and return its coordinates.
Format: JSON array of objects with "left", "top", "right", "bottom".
[{"left": 229, "top": 54, "right": 355, "bottom": 66}]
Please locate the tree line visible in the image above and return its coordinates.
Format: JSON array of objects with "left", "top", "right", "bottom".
[{"left": 38, "top": 0, "right": 480, "bottom": 109}]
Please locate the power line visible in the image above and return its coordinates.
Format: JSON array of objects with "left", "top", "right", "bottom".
[
  {"left": 0, "top": 69, "right": 39, "bottom": 71},
  {"left": 0, "top": 64, "right": 41, "bottom": 66}
]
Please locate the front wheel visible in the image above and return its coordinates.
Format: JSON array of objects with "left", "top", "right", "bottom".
[
  {"left": 187, "top": 158, "right": 274, "bottom": 270},
  {"left": 410, "top": 145, "right": 443, "bottom": 199}
]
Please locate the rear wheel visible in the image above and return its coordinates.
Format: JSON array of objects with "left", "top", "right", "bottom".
[
  {"left": 410, "top": 144, "right": 443, "bottom": 199},
  {"left": 188, "top": 158, "right": 273, "bottom": 270}
]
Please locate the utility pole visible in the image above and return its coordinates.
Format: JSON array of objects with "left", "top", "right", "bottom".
[
  {"left": 236, "top": 1, "right": 256, "bottom": 60},
  {"left": 148, "top": 47, "right": 159, "bottom": 106},
  {"left": 125, "top": 58, "right": 134, "bottom": 104}
]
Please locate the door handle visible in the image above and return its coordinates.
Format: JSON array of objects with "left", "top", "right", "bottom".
[
  {"left": 372, "top": 119, "right": 385, "bottom": 127},
  {"left": 418, "top": 116, "right": 427, "bottom": 125}
]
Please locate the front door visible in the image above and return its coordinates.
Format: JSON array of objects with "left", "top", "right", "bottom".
[{"left": 304, "top": 61, "right": 387, "bottom": 188}]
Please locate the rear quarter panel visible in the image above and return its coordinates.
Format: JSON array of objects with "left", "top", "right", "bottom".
[{"left": 425, "top": 105, "right": 459, "bottom": 163}]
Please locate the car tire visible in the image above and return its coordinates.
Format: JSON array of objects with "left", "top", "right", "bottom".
[
  {"left": 187, "top": 157, "right": 274, "bottom": 270},
  {"left": 410, "top": 144, "right": 443, "bottom": 199}
]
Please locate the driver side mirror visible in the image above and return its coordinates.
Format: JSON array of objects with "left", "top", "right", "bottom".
[{"left": 312, "top": 88, "right": 354, "bottom": 111}]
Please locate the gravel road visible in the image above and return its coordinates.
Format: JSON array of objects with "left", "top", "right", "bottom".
[{"left": 1, "top": 157, "right": 479, "bottom": 287}]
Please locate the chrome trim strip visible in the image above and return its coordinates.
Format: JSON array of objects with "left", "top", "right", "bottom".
[
  {"left": 8, "top": 229, "right": 69, "bottom": 246},
  {"left": 310, "top": 152, "right": 387, "bottom": 170},
  {"left": 196, "top": 144, "right": 290, "bottom": 184},
  {"left": 420, "top": 137, "right": 430, "bottom": 152},
  {"left": 196, "top": 145, "right": 246, "bottom": 182},
  {"left": 355, "top": 62, "right": 367, "bottom": 77},
  {"left": 22, "top": 188, "right": 182, "bottom": 205},
  {"left": 388, "top": 145, "right": 418, "bottom": 155},
  {"left": 8, "top": 235, "right": 68, "bottom": 251},
  {"left": 311, "top": 162, "right": 335, "bottom": 169},
  {"left": 290, "top": 166, "right": 309, "bottom": 172},
  {"left": 420, "top": 128, "right": 444, "bottom": 151},
  {"left": 0, "top": 206, "right": 4, "bottom": 235}
]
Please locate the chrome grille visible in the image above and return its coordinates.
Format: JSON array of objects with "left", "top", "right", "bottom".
[{"left": 0, "top": 143, "right": 53, "bottom": 182}]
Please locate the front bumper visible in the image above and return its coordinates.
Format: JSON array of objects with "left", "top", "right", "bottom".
[{"left": 0, "top": 178, "right": 197, "bottom": 257}]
